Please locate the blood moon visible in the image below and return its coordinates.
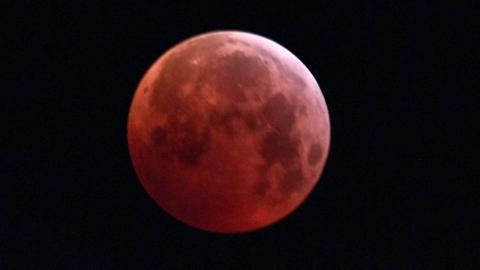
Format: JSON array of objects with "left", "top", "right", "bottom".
[{"left": 127, "top": 31, "right": 330, "bottom": 233}]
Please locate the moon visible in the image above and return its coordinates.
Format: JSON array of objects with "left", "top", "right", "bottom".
[{"left": 127, "top": 31, "right": 330, "bottom": 233}]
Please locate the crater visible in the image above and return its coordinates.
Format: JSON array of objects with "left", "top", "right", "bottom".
[
  {"left": 255, "top": 46, "right": 307, "bottom": 89},
  {"left": 150, "top": 126, "right": 173, "bottom": 161},
  {"left": 208, "top": 107, "right": 242, "bottom": 136},
  {"left": 244, "top": 111, "right": 262, "bottom": 131},
  {"left": 260, "top": 131, "right": 299, "bottom": 167},
  {"left": 298, "top": 105, "right": 307, "bottom": 116},
  {"left": 176, "top": 127, "right": 211, "bottom": 167},
  {"left": 151, "top": 126, "right": 168, "bottom": 145},
  {"left": 280, "top": 168, "right": 305, "bottom": 194},
  {"left": 215, "top": 51, "right": 271, "bottom": 102},
  {"left": 262, "top": 93, "right": 296, "bottom": 132},
  {"left": 307, "top": 143, "right": 323, "bottom": 165},
  {"left": 254, "top": 179, "right": 271, "bottom": 197},
  {"left": 151, "top": 120, "right": 211, "bottom": 167},
  {"left": 225, "top": 37, "right": 252, "bottom": 47}
]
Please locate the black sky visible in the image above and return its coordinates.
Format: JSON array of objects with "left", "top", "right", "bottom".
[{"left": 5, "top": 1, "right": 480, "bottom": 269}]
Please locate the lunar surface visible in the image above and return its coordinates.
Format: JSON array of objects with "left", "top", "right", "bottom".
[{"left": 127, "top": 31, "right": 330, "bottom": 233}]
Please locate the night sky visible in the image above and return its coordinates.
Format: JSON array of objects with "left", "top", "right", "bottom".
[{"left": 5, "top": 1, "right": 479, "bottom": 269}]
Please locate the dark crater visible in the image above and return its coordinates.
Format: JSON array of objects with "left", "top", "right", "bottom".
[
  {"left": 307, "top": 143, "right": 323, "bottom": 166},
  {"left": 261, "top": 131, "right": 299, "bottom": 167},
  {"left": 280, "top": 167, "right": 305, "bottom": 194},
  {"left": 150, "top": 121, "right": 211, "bottom": 167},
  {"left": 262, "top": 93, "right": 295, "bottom": 132}
]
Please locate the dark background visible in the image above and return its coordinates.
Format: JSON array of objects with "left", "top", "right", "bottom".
[{"left": 5, "top": 1, "right": 479, "bottom": 269}]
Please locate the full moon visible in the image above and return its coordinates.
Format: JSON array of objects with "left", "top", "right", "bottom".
[{"left": 127, "top": 31, "right": 330, "bottom": 233}]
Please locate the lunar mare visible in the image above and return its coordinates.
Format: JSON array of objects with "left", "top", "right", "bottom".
[{"left": 127, "top": 31, "right": 330, "bottom": 233}]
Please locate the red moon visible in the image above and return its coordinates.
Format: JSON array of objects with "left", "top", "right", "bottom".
[{"left": 127, "top": 31, "right": 330, "bottom": 233}]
